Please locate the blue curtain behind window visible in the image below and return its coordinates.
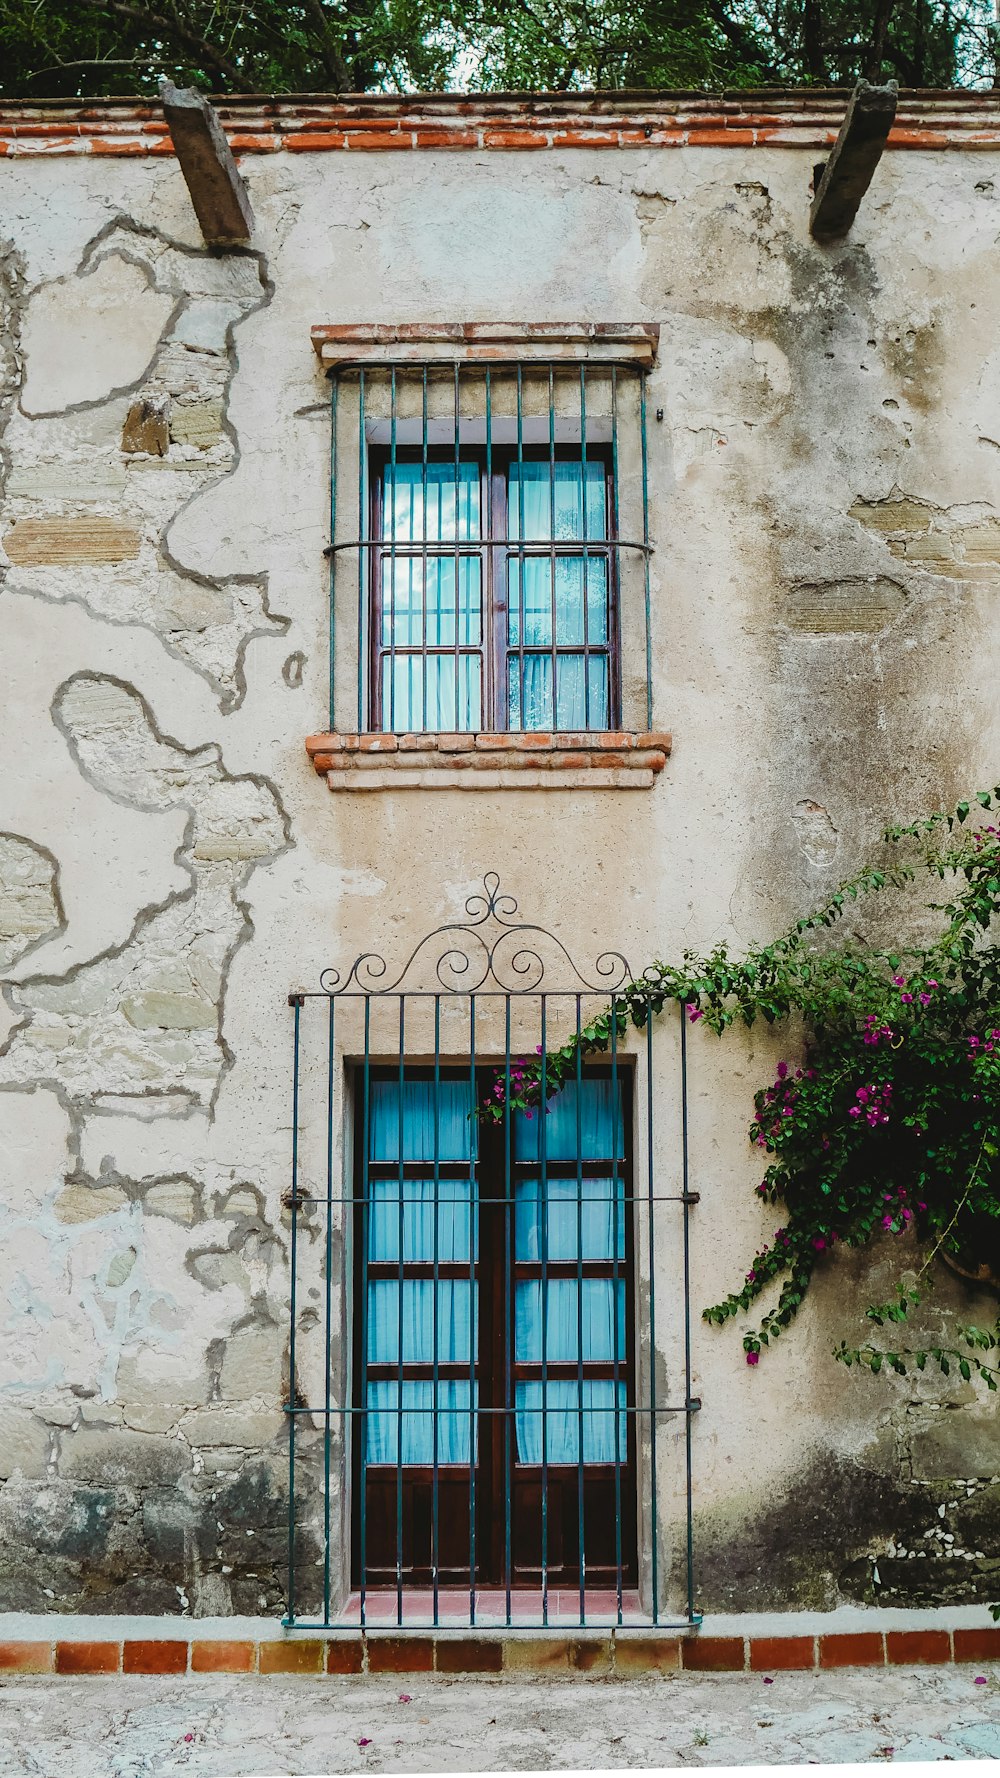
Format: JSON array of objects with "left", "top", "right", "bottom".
[{"left": 364, "top": 1075, "right": 625, "bottom": 1467}]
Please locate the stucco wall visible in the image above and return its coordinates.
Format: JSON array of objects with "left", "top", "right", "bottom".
[{"left": 1, "top": 111, "right": 999, "bottom": 1618}]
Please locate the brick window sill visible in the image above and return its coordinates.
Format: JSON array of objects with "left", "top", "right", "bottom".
[{"left": 305, "top": 731, "right": 671, "bottom": 791}]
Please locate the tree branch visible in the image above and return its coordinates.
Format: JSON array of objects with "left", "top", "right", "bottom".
[
  {"left": 300, "top": 0, "right": 351, "bottom": 92},
  {"left": 865, "top": 0, "right": 896, "bottom": 79},
  {"left": 74, "top": 0, "right": 250, "bottom": 88}
]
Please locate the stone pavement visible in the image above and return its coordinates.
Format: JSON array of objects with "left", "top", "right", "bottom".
[{"left": 0, "top": 1664, "right": 998, "bottom": 1778}]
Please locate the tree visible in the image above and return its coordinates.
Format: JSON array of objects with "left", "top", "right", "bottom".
[{"left": 0, "top": 0, "right": 995, "bottom": 99}]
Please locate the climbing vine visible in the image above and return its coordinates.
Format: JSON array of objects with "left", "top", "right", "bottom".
[{"left": 483, "top": 787, "right": 1000, "bottom": 1379}]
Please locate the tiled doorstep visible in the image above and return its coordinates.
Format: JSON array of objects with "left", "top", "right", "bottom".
[{"left": 0, "top": 1605, "right": 998, "bottom": 1676}]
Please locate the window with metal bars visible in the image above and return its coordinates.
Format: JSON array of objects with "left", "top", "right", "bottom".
[
  {"left": 372, "top": 447, "right": 617, "bottom": 733},
  {"left": 324, "top": 353, "right": 654, "bottom": 736}
]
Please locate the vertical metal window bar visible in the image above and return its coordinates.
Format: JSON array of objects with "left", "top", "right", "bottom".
[
  {"left": 356, "top": 368, "right": 366, "bottom": 732},
  {"left": 328, "top": 377, "right": 338, "bottom": 731},
  {"left": 432, "top": 995, "right": 441, "bottom": 1629},
  {"left": 580, "top": 365, "right": 590, "bottom": 731},
  {"left": 323, "top": 996, "right": 336, "bottom": 1621},
  {"left": 359, "top": 1000, "right": 371, "bottom": 1627},
  {"left": 395, "top": 996, "right": 405, "bottom": 1623},
  {"left": 421, "top": 367, "right": 429, "bottom": 739},
  {"left": 639, "top": 367, "right": 653, "bottom": 733},
  {"left": 287, "top": 995, "right": 301, "bottom": 1623},
  {"left": 516, "top": 365, "right": 525, "bottom": 732},
  {"left": 610, "top": 995, "right": 624, "bottom": 1625},
  {"left": 574, "top": 993, "right": 586, "bottom": 1624},
  {"left": 647, "top": 1010, "right": 659, "bottom": 1623},
  {"left": 539, "top": 994, "right": 549, "bottom": 1625}
]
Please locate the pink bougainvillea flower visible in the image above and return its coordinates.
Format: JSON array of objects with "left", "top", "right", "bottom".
[
  {"left": 746, "top": 1350, "right": 760, "bottom": 1365},
  {"left": 762, "top": 1676, "right": 774, "bottom": 1685},
  {"left": 777, "top": 1062, "right": 788, "bottom": 1079},
  {"left": 688, "top": 1006, "right": 704, "bottom": 1023},
  {"left": 812, "top": 1236, "right": 826, "bottom": 1250},
  {"left": 398, "top": 1694, "right": 412, "bottom": 1704},
  {"left": 358, "top": 1737, "right": 372, "bottom": 1747}
]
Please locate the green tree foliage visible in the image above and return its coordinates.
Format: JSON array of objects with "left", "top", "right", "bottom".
[{"left": 0, "top": 0, "right": 995, "bottom": 97}]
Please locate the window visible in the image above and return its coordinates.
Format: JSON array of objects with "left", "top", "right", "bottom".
[
  {"left": 353, "top": 1067, "right": 637, "bottom": 1592},
  {"left": 372, "top": 450, "right": 617, "bottom": 733},
  {"left": 315, "top": 328, "right": 659, "bottom": 743}
]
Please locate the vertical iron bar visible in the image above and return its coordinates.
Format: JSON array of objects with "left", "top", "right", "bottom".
[
  {"left": 516, "top": 364, "right": 525, "bottom": 731},
  {"left": 422, "top": 365, "right": 429, "bottom": 734},
  {"left": 454, "top": 362, "right": 461, "bottom": 731},
  {"left": 610, "top": 365, "right": 621, "bottom": 730},
  {"left": 389, "top": 368, "right": 398, "bottom": 734},
  {"left": 485, "top": 368, "right": 493, "bottom": 727},
  {"left": 357, "top": 367, "right": 366, "bottom": 732},
  {"left": 359, "top": 1000, "right": 371, "bottom": 1628},
  {"left": 328, "top": 374, "right": 338, "bottom": 732},
  {"left": 648, "top": 1011, "right": 660, "bottom": 1625},
  {"left": 396, "top": 995, "right": 405, "bottom": 1625},
  {"left": 681, "top": 1005, "right": 695, "bottom": 1622},
  {"left": 286, "top": 997, "right": 301, "bottom": 1623},
  {"left": 432, "top": 995, "right": 441, "bottom": 1628},
  {"left": 468, "top": 997, "right": 477, "bottom": 1624},
  {"left": 503, "top": 996, "right": 513, "bottom": 1627},
  {"left": 575, "top": 994, "right": 586, "bottom": 1626},
  {"left": 548, "top": 365, "right": 557, "bottom": 732},
  {"left": 610, "top": 997, "right": 623, "bottom": 1625},
  {"left": 639, "top": 368, "right": 653, "bottom": 732},
  {"left": 540, "top": 994, "right": 549, "bottom": 1627},
  {"left": 580, "top": 364, "right": 590, "bottom": 731},
  {"left": 323, "top": 996, "right": 336, "bottom": 1625}
]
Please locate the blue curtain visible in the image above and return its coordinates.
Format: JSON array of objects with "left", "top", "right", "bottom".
[
  {"left": 515, "top": 1380, "right": 626, "bottom": 1465},
  {"left": 367, "top": 1380, "right": 476, "bottom": 1465},
  {"left": 364, "top": 1076, "right": 626, "bottom": 1469}
]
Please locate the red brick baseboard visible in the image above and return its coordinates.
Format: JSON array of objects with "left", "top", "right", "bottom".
[{"left": 1, "top": 1625, "right": 999, "bottom": 1676}]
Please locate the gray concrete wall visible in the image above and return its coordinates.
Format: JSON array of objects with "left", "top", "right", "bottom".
[{"left": 1, "top": 127, "right": 999, "bottom": 1619}]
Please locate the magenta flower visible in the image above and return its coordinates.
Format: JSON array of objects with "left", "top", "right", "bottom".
[{"left": 746, "top": 1350, "right": 760, "bottom": 1366}]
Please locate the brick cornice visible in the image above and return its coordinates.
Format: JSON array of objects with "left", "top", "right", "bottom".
[
  {"left": 311, "top": 321, "right": 659, "bottom": 368},
  {"left": 3, "top": 92, "right": 1000, "bottom": 155},
  {"left": 305, "top": 729, "right": 672, "bottom": 790}
]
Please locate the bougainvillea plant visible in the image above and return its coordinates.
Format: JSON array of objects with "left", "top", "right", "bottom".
[{"left": 482, "top": 788, "right": 1000, "bottom": 1380}]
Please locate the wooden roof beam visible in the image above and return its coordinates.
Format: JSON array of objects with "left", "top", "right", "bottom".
[
  {"left": 809, "top": 78, "right": 898, "bottom": 243},
  {"left": 160, "top": 81, "right": 254, "bottom": 247}
]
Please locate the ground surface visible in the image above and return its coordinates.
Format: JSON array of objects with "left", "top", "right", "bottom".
[{"left": 1, "top": 1665, "right": 999, "bottom": 1777}]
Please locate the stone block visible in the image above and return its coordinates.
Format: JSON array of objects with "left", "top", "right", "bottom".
[
  {"left": 910, "top": 1410, "right": 1000, "bottom": 1479},
  {"left": 784, "top": 577, "right": 906, "bottom": 635},
  {"left": 0, "top": 1407, "right": 53, "bottom": 1479},
  {"left": 819, "top": 1632, "right": 885, "bottom": 1667},
  {"left": 121, "top": 397, "right": 169, "bottom": 456},
  {"left": 434, "top": 1637, "right": 503, "bottom": 1673},
  {"left": 614, "top": 1635, "right": 682, "bottom": 1672},
  {"left": 178, "top": 1408, "right": 285, "bottom": 1448},
  {"left": 326, "top": 1639, "right": 364, "bottom": 1673},
  {"left": 218, "top": 1323, "right": 284, "bottom": 1402},
  {"left": 0, "top": 1643, "right": 52, "bottom": 1672},
  {"left": 142, "top": 1178, "right": 199, "bottom": 1224},
  {"left": 161, "top": 583, "right": 234, "bottom": 632},
  {"left": 54, "top": 1182, "right": 128, "bottom": 1224},
  {"left": 849, "top": 497, "right": 932, "bottom": 532},
  {"left": 5, "top": 462, "right": 128, "bottom": 500},
  {"left": 122, "top": 989, "right": 217, "bottom": 1032},
  {"left": 886, "top": 1629, "right": 951, "bottom": 1663},
  {"left": 142, "top": 1488, "right": 216, "bottom": 1566},
  {"left": 169, "top": 401, "right": 225, "bottom": 449},
  {"left": 60, "top": 1427, "right": 190, "bottom": 1487},
  {"left": 3, "top": 515, "right": 141, "bottom": 565}
]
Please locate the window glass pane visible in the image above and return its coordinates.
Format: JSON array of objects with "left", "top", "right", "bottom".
[
  {"left": 369, "top": 1278, "right": 477, "bottom": 1364},
  {"left": 515, "top": 1175, "right": 624, "bottom": 1262},
  {"left": 508, "top": 459, "right": 606, "bottom": 542},
  {"left": 515, "top": 1077, "right": 626, "bottom": 1161},
  {"left": 382, "top": 652, "right": 482, "bottom": 733},
  {"left": 507, "top": 559, "right": 606, "bottom": 649},
  {"left": 515, "top": 1278, "right": 625, "bottom": 1363},
  {"left": 515, "top": 1379, "right": 625, "bottom": 1465},
  {"left": 369, "top": 1178, "right": 474, "bottom": 1264},
  {"left": 382, "top": 460, "right": 480, "bottom": 543},
  {"left": 369, "top": 1079, "right": 475, "bottom": 1161},
  {"left": 382, "top": 557, "right": 481, "bottom": 648},
  {"left": 507, "top": 654, "right": 608, "bottom": 732},
  {"left": 367, "top": 1379, "right": 476, "bottom": 1465}
]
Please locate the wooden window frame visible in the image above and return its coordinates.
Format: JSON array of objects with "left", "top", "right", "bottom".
[{"left": 369, "top": 445, "right": 621, "bottom": 735}]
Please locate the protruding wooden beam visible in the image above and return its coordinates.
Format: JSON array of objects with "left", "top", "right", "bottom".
[
  {"left": 809, "top": 78, "right": 898, "bottom": 243},
  {"left": 160, "top": 81, "right": 254, "bottom": 247}
]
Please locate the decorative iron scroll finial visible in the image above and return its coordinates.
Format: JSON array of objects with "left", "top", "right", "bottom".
[{"left": 318, "top": 874, "right": 631, "bottom": 997}]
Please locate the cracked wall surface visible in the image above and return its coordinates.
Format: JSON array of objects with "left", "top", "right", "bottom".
[{"left": 0, "top": 140, "right": 999, "bottom": 1619}]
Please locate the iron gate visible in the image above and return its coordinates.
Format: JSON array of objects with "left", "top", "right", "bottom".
[{"left": 284, "top": 874, "right": 698, "bottom": 1630}]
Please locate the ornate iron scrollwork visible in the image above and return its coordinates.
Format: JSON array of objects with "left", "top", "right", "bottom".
[{"left": 319, "top": 871, "right": 631, "bottom": 997}]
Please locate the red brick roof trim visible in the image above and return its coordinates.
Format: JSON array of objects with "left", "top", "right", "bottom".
[{"left": 1, "top": 92, "right": 1000, "bottom": 155}]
